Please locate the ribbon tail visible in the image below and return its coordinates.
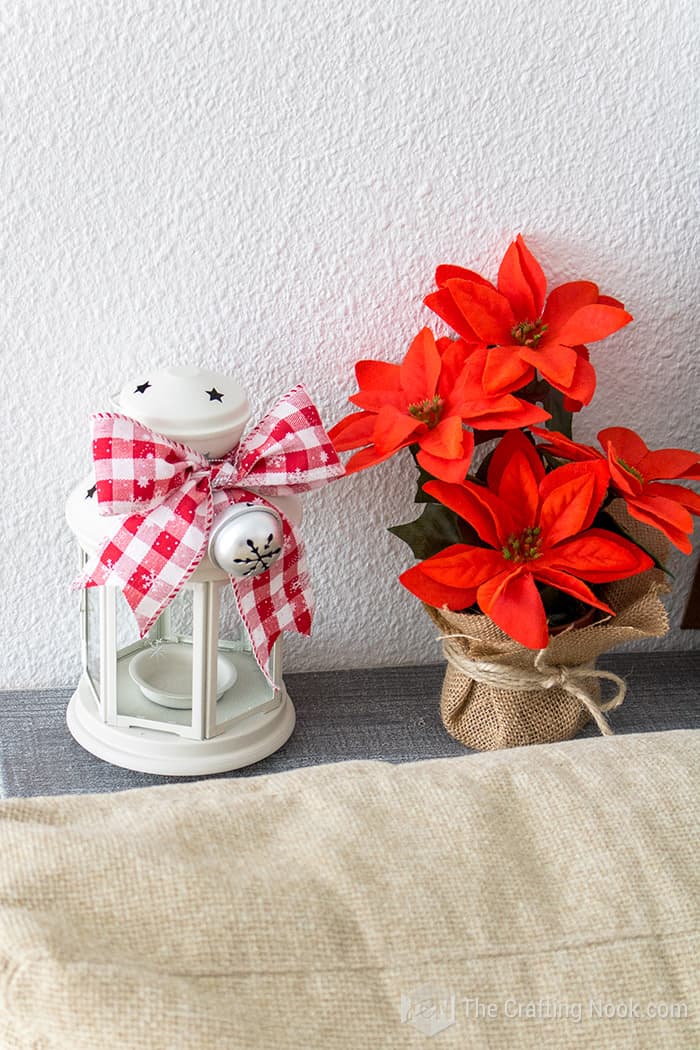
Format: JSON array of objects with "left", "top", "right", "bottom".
[
  {"left": 72, "top": 479, "right": 212, "bottom": 638},
  {"left": 231, "top": 525, "right": 313, "bottom": 685}
]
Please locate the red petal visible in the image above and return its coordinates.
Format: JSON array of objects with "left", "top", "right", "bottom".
[
  {"left": 416, "top": 447, "right": 473, "bottom": 483},
  {"left": 350, "top": 389, "right": 406, "bottom": 412},
  {"left": 343, "top": 444, "right": 401, "bottom": 474},
  {"left": 543, "top": 529, "right": 653, "bottom": 581},
  {"left": 537, "top": 462, "right": 609, "bottom": 546},
  {"left": 477, "top": 568, "right": 549, "bottom": 649},
  {"left": 445, "top": 279, "right": 515, "bottom": 343},
  {"left": 519, "top": 342, "right": 578, "bottom": 389},
  {"left": 400, "top": 327, "right": 441, "bottom": 402},
  {"left": 328, "top": 411, "right": 376, "bottom": 451},
  {"left": 487, "top": 431, "right": 544, "bottom": 521},
  {"left": 638, "top": 448, "right": 700, "bottom": 481},
  {"left": 436, "top": 336, "right": 455, "bottom": 353},
  {"left": 533, "top": 568, "right": 615, "bottom": 615},
  {"left": 355, "top": 359, "right": 402, "bottom": 391},
  {"left": 566, "top": 346, "right": 597, "bottom": 405},
  {"left": 482, "top": 346, "right": 536, "bottom": 395},
  {"left": 541, "top": 281, "right": 599, "bottom": 334},
  {"left": 531, "top": 427, "right": 601, "bottom": 463},
  {"left": 562, "top": 396, "right": 585, "bottom": 413},
  {"left": 419, "top": 415, "right": 468, "bottom": 459},
  {"left": 435, "top": 264, "right": 494, "bottom": 289},
  {"left": 424, "top": 480, "right": 505, "bottom": 548},
  {"left": 349, "top": 360, "right": 406, "bottom": 411},
  {"left": 467, "top": 396, "right": 550, "bottom": 430},
  {"left": 445, "top": 344, "right": 495, "bottom": 391},
  {"left": 372, "top": 405, "right": 422, "bottom": 452},
  {"left": 598, "top": 426, "right": 648, "bottom": 466},
  {"left": 497, "top": 235, "right": 546, "bottom": 322},
  {"left": 424, "top": 288, "right": 481, "bottom": 342},
  {"left": 420, "top": 545, "right": 507, "bottom": 588},
  {"left": 439, "top": 340, "right": 489, "bottom": 407},
  {"left": 626, "top": 490, "right": 694, "bottom": 533},
  {"left": 597, "top": 294, "right": 625, "bottom": 309},
  {"left": 607, "top": 444, "right": 644, "bottom": 497},
  {"left": 646, "top": 481, "right": 700, "bottom": 516},
  {"left": 555, "top": 304, "right": 632, "bottom": 345},
  {"left": 436, "top": 339, "right": 472, "bottom": 394},
  {"left": 399, "top": 562, "right": 477, "bottom": 611},
  {"left": 622, "top": 501, "right": 693, "bottom": 554}
]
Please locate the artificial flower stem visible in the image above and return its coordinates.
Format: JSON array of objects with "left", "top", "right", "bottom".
[{"left": 543, "top": 387, "right": 573, "bottom": 439}]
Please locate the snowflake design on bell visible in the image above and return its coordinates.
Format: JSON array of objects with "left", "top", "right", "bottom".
[{"left": 233, "top": 534, "right": 283, "bottom": 577}]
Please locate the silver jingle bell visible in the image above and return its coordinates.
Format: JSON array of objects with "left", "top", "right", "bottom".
[{"left": 208, "top": 504, "right": 284, "bottom": 579}]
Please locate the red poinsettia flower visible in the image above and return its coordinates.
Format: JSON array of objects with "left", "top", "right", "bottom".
[
  {"left": 399, "top": 431, "right": 653, "bottom": 648},
  {"left": 424, "top": 234, "right": 632, "bottom": 405},
  {"left": 329, "top": 328, "right": 549, "bottom": 483},
  {"left": 533, "top": 426, "right": 700, "bottom": 553}
]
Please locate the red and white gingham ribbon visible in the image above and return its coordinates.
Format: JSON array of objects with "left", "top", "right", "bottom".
[{"left": 73, "top": 385, "right": 344, "bottom": 682}]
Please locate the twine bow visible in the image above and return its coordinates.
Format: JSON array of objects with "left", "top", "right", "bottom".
[
  {"left": 440, "top": 634, "right": 627, "bottom": 736},
  {"left": 73, "top": 385, "right": 344, "bottom": 681}
]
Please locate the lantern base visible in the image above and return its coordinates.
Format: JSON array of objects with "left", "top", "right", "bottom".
[{"left": 66, "top": 674, "right": 296, "bottom": 776}]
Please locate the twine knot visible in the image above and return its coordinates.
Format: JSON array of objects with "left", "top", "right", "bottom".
[{"left": 439, "top": 635, "right": 627, "bottom": 737}]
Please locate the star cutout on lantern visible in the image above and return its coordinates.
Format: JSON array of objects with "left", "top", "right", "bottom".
[
  {"left": 206, "top": 387, "right": 224, "bottom": 402},
  {"left": 86, "top": 484, "right": 97, "bottom": 499},
  {"left": 134, "top": 381, "right": 151, "bottom": 394}
]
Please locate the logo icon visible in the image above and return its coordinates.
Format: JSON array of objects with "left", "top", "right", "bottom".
[{"left": 400, "top": 983, "right": 457, "bottom": 1037}]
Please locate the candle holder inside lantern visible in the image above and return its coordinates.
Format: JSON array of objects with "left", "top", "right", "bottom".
[{"left": 65, "top": 365, "right": 340, "bottom": 775}]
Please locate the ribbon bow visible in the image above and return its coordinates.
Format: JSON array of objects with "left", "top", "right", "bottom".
[{"left": 74, "top": 385, "right": 344, "bottom": 681}]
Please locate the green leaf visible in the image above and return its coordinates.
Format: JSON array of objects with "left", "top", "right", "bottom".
[
  {"left": 413, "top": 464, "right": 440, "bottom": 503},
  {"left": 388, "top": 503, "right": 467, "bottom": 560},
  {"left": 542, "top": 387, "right": 573, "bottom": 439}
]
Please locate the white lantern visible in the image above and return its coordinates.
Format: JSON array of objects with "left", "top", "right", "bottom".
[{"left": 65, "top": 365, "right": 337, "bottom": 776}]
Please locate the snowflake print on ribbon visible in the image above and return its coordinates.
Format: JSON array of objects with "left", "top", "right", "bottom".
[{"left": 141, "top": 569, "right": 157, "bottom": 590}]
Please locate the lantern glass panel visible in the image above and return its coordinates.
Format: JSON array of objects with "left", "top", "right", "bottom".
[
  {"left": 114, "top": 587, "right": 201, "bottom": 736},
  {"left": 212, "top": 582, "right": 280, "bottom": 734},
  {"left": 115, "top": 587, "right": 144, "bottom": 658},
  {"left": 163, "top": 587, "right": 193, "bottom": 642},
  {"left": 218, "top": 585, "right": 244, "bottom": 648},
  {"left": 84, "top": 584, "right": 101, "bottom": 704}
]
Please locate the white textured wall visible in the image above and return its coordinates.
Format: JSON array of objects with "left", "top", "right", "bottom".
[{"left": 1, "top": 0, "right": 698, "bottom": 688}]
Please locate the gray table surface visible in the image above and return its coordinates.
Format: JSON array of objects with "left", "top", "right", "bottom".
[{"left": 1, "top": 652, "right": 697, "bottom": 798}]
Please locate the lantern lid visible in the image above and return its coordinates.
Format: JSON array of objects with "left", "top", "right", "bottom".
[{"left": 111, "top": 365, "right": 251, "bottom": 456}]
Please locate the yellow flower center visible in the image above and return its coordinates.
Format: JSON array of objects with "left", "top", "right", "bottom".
[
  {"left": 502, "top": 526, "right": 543, "bottom": 563},
  {"left": 408, "top": 395, "right": 443, "bottom": 429},
  {"left": 511, "top": 320, "right": 548, "bottom": 348},
  {"left": 617, "top": 457, "right": 644, "bottom": 483}
]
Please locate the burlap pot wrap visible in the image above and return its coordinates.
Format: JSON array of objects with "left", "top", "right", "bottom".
[{"left": 425, "top": 506, "right": 670, "bottom": 751}]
